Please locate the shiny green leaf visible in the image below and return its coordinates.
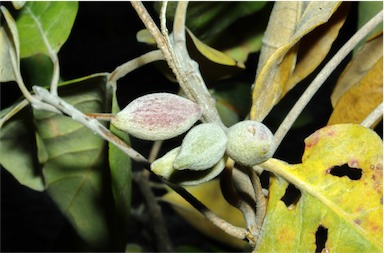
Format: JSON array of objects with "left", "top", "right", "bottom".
[{"left": 16, "top": 1, "right": 78, "bottom": 57}]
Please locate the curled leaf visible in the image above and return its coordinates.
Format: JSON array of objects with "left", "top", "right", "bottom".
[
  {"left": 173, "top": 123, "right": 227, "bottom": 171},
  {"left": 151, "top": 147, "right": 225, "bottom": 186},
  {"left": 111, "top": 93, "right": 202, "bottom": 141},
  {"left": 251, "top": 2, "right": 343, "bottom": 121}
]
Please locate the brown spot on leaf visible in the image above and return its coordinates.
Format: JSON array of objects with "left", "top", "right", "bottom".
[{"left": 354, "top": 219, "right": 361, "bottom": 225}]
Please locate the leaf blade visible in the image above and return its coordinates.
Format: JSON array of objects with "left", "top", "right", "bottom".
[
  {"left": 259, "top": 124, "right": 382, "bottom": 251},
  {"left": 16, "top": 1, "right": 78, "bottom": 58}
]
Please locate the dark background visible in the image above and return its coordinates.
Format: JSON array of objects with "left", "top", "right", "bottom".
[{"left": 1, "top": 2, "right": 381, "bottom": 252}]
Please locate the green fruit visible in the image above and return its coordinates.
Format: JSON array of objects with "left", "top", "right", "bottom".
[
  {"left": 151, "top": 147, "right": 226, "bottom": 186},
  {"left": 111, "top": 93, "right": 202, "bottom": 141},
  {"left": 226, "top": 120, "right": 275, "bottom": 166},
  {"left": 173, "top": 123, "right": 227, "bottom": 171}
]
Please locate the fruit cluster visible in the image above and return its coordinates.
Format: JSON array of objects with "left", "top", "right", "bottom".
[{"left": 112, "top": 93, "right": 276, "bottom": 185}]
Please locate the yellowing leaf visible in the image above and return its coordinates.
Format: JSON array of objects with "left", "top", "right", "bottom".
[
  {"left": 284, "top": 3, "right": 350, "bottom": 94},
  {"left": 161, "top": 180, "right": 247, "bottom": 249},
  {"left": 258, "top": 124, "right": 382, "bottom": 252},
  {"left": 329, "top": 33, "right": 383, "bottom": 126},
  {"left": 331, "top": 33, "right": 383, "bottom": 106},
  {"left": 328, "top": 58, "right": 383, "bottom": 126},
  {"left": 250, "top": 2, "right": 342, "bottom": 121},
  {"left": 187, "top": 29, "right": 244, "bottom": 68}
]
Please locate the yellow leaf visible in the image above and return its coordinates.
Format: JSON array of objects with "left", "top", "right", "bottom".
[
  {"left": 328, "top": 57, "right": 383, "bottom": 126},
  {"left": 258, "top": 124, "right": 382, "bottom": 252},
  {"left": 328, "top": 33, "right": 383, "bottom": 126},
  {"left": 161, "top": 180, "right": 247, "bottom": 249},
  {"left": 187, "top": 29, "right": 244, "bottom": 68},
  {"left": 331, "top": 32, "right": 383, "bottom": 106},
  {"left": 250, "top": 2, "right": 342, "bottom": 121}
]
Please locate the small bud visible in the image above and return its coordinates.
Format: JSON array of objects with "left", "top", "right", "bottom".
[
  {"left": 111, "top": 93, "right": 202, "bottom": 141},
  {"left": 226, "top": 120, "right": 275, "bottom": 166},
  {"left": 151, "top": 147, "right": 181, "bottom": 179},
  {"left": 173, "top": 123, "right": 227, "bottom": 171},
  {"left": 151, "top": 147, "right": 225, "bottom": 186}
]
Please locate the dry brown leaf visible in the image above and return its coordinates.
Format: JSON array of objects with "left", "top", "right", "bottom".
[
  {"left": 328, "top": 57, "right": 383, "bottom": 126},
  {"left": 250, "top": 2, "right": 341, "bottom": 121}
]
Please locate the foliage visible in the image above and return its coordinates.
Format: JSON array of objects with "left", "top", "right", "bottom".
[{"left": 0, "top": 1, "right": 382, "bottom": 252}]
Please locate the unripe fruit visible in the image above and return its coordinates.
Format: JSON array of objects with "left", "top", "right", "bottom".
[
  {"left": 173, "top": 123, "right": 227, "bottom": 171},
  {"left": 226, "top": 120, "right": 275, "bottom": 166},
  {"left": 151, "top": 147, "right": 225, "bottom": 186},
  {"left": 111, "top": 93, "right": 202, "bottom": 141}
]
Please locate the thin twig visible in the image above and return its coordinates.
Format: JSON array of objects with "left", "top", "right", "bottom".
[
  {"left": 160, "top": 1, "right": 169, "bottom": 37},
  {"left": 360, "top": 102, "right": 383, "bottom": 128},
  {"left": 50, "top": 53, "right": 60, "bottom": 96},
  {"left": 167, "top": 179, "right": 249, "bottom": 240},
  {"left": 220, "top": 162, "right": 257, "bottom": 247},
  {"left": 133, "top": 171, "right": 175, "bottom": 252},
  {"left": 32, "top": 86, "right": 149, "bottom": 164},
  {"left": 247, "top": 166, "right": 267, "bottom": 240},
  {"left": 108, "top": 50, "right": 165, "bottom": 83},
  {"left": 273, "top": 10, "right": 384, "bottom": 148}
]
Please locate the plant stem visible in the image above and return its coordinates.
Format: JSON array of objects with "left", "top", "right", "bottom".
[
  {"left": 133, "top": 171, "right": 175, "bottom": 252},
  {"left": 360, "top": 102, "right": 383, "bottom": 128},
  {"left": 131, "top": 1, "right": 225, "bottom": 128},
  {"left": 108, "top": 50, "right": 165, "bottom": 83},
  {"left": 273, "top": 10, "right": 384, "bottom": 148},
  {"left": 32, "top": 86, "right": 149, "bottom": 164},
  {"left": 168, "top": 179, "right": 250, "bottom": 241},
  {"left": 246, "top": 166, "right": 267, "bottom": 240},
  {"left": 220, "top": 163, "right": 257, "bottom": 246}
]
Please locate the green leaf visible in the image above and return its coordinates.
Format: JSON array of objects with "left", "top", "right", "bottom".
[
  {"left": 356, "top": 1, "right": 383, "bottom": 52},
  {"left": 108, "top": 82, "right": 132, "bottom": 246},
  {"left": 0, "top": 5, "right": 20, "bottom": 82},
  {"left": 176, "top": 2, "right": 266, "bottom": 44},
  {"left": 33, "top": 74, "right": 113, "bottom": 248},
  {"left": 259, "top": 124, "right": 382, "bottom": 252},
  {"left": 16, "top": 1, "right": 78, "bottom": 58},
  {"left": 21, "top": 54, "right": 53, "bottom": 87},
  {"left": 0, "top": 106, "right": 45, "bottom": 191}
]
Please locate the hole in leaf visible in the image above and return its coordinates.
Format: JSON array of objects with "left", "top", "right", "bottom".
[
  {"left": 315, "top": 225, "right": 328, "bottom": 253},
  {"left": 328, "top": 164, "right": 362, "bottom": 180},
  {"left": 280, "top": 184, "right": 301, "bottom": 209}
]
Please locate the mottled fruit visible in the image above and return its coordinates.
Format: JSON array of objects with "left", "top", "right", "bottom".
[{"left": 111, "top": 93, "right": 202, "bottom": 141}]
